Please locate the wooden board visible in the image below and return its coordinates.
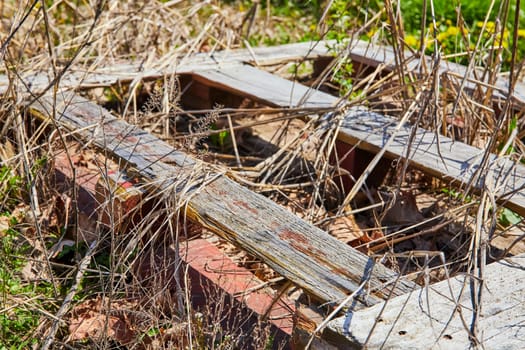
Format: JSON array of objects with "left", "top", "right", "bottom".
[
  {"left": 338, "top": 107, "right": 525, "bottom": 216},
  {"left": 342, "top": 39, "right": 525, "bottom": 106},
  {"left": 191, "top": 64, "right": 525, "bottom": 216},
  {"left": 4, "top": 38, "right": 523, "bottom": 108},
  {"left": 192, "top": 64, "right": 339, "bottom": 109},
  {"left": 324, "top": 254, "right": 525, "bottom": 349},
  {"left": 28, "top": 91, "right": 415, "bottom": 305},
  {"left": 0, "top": 40, "right": 334, "bottom": 95}
]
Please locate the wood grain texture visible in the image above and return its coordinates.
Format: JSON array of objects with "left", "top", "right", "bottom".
[
  {"left": 190, "top": 63, "right": 525, "bottom": 216},
  {"left": 3, "top": 38, "right": 523, "bottom": 108},
  {"left": 338, "top": 107, "right": 525, "bottom": 216},
  {"left": 192, "top": 64, "right": 339, "bottom": 108},
  {"left": 325, "top": 254, "right": 525, "bottom": 349},
  {"left": 0, "top": 40, "right": 334, "bottom": 95},
  {"left": 343, "top": 39, "right": 525, "bottom": 106},
  {"left": 28, "top": 91, "right": 415, "bottom": 305}
]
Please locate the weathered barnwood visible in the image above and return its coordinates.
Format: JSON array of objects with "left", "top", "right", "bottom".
[
  {"left": 4, "top": 38, "right": 523, "bottom": 113},
  {"left": 192, "top": 63, "right": 525, "bottom": 216},
  {"left": 28, "top": 91, "right": 416, "bottom": 305},
  {"left": 332, "top": 39, "right": 525, "bottom": 107},
  {"left": 324, "top": 254, "right": 525, "bottom": 349},
  {"left": 337, "top": 108, "right": 525, "bottom": 216},
  {"left": 192, "top": 64, "right": 339, "bottom": 109},
  {"left": 0, "top": 40, "right": 334, "bottom": 95}
]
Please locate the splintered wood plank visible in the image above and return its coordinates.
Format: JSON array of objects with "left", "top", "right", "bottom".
[
  {"left": 192, "top": 64, "right": 339, "bottom": 109},
  {"left": 324, "top": 254, "right": 525, "bottom": 349},
  {"left": 28, "top": 91, "right": 415, "bottom": 305},
  {"left": 338, "top": 107, "right": 525, "bottom": 216},
  {"left": 189, "top": 63, "right": 525, "bottom": 216}
]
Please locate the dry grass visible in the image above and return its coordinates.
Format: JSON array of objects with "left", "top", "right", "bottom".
[{"left": 0, "top": 0, "right": 524, "bottom": 348}]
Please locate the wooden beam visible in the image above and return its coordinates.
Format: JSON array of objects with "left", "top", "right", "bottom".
[
  {"left": 4, "top": 38, "right": 523, "bottom": 110},
  {"left": 28, "top": 91, "right": 416, "bottom": 305},
  {"left": 0, "top": 40, "right": 334, "bottom": 95},
  {"left": 324, "top": 254, "right": 525, "bottom": 349},
  {"left": 192, "top": 64, "right": 338, "bottom": 109},
  {"left": 192, "top": 64, "right": 525, "bottom": 216},
  {"left": 337, "top": 107, "right": 525, "bottom": 216},
  {"left": 340, "top": 39, "right": 525, "bottom": 107},
  {"left": 54, "top": 146, "right": 295, "bottom": 340}
]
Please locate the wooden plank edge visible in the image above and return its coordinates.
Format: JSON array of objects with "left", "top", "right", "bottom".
[
  {"left": 343, "top": 39, "right": 525, "bottom": 107},
  {"left": 337, "top": 107, "right": 525, "bottom": 216},
  {"left": 323, "top": 254, "right": 525, "bottom": 349},
  {"left": 0, "top": 40, "right": 336, "bottom": 95}
]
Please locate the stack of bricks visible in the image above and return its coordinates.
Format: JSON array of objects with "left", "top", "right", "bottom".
[{"left": 54, "top": 147, "right": 296, "bottom": 346}]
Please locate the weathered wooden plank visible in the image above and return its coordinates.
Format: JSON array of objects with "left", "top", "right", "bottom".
[
  {"left": 207, "top": 39, "right": 334, "bottom": 66},
  {"left": 192, "top": 64, "right": 339, "bottom": 109},
  {"left": 324, "top": 254, "right": 525, "bottom": 349},
  {"left": 5, "top": 38, "right": 523, "bottom": 109},
  {"left": 0, "top": 40, "right": 334, "bottom": 95},
  {"left": 28, "top": 91, "right": 416, "bottom": 305},
  {"left": 338, "top": 107, "right": 525, "bottom": 216},
  {"left": 190, "top": 63, "right": 525, "bottom": 216},
  {"left": 342, "top": 39, "right": 525, "bottom": 106},
  {"left": 54, "top": 147, "right": 295, "bottom": 339}
]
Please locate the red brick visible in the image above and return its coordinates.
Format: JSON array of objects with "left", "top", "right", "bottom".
[{"left": 180, "top": 238, "right": 295, "bottom": 336}]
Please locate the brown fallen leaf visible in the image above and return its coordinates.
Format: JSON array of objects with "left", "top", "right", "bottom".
[
  {"left": 0, "top": 215, "right": 9, "bottom": 236},
  {"left": 327, "top": 215, "right": 364, "bottom": 244},
  {"left": 68, "top": 297, "right": 137, "bottom": 345},
  {"left": 326, "top": 213, "right": 385, "bottom": 254},
  {"left": 377, "top": 190, "right": 425, "bottom": 226}
]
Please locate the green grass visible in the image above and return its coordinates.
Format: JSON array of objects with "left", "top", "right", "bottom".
[
  {"left": 234, "top": 0, "right": 525, "bottom": 69},
  {"left": 0, "top": 216, "right": 54, "bottom": 348}
]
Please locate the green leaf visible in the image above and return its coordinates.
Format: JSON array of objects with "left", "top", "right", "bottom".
[{"left": 499, "top": 208, "right": 522, "bottom": 227}]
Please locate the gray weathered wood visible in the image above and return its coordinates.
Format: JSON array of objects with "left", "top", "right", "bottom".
[
  {"left": 192, "top": 64, "right": 339, "bottom": 109},
  {"left": 342, "top": 39, "right": 525, "bottom": 106},
  {"left": 324, "top": 254, "right": 525, "bottom": 349},
  {"left": 4, "top": 38, "right": 523, "bottom": 108},
  {"left": 0, "top": 40, "right": 334, "bottom": 95},
  {"left": 338, "top": 107, "right": 525, "bottom": 216},
  {"left": 28, "top": 91, "right": 415, "bottom": 305},
  {"left": 190, "top": 63, "right": 525, "bottom": 216}
]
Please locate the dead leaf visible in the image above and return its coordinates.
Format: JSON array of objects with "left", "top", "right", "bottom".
[
  {"left": 379, "top": 190, "right": 425, "bottom": 226},
  {"left": 327, "top": 215, "right": 364, "bottom": 244},
  {"left": 68, "top": 297, "right": 137, "bottom": 345},
  {"left": 0, "top": 215, "right": 9, "bottom": 236},
  {"left": 21, "top": 235, "right": 52, "bottom": 282}
]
